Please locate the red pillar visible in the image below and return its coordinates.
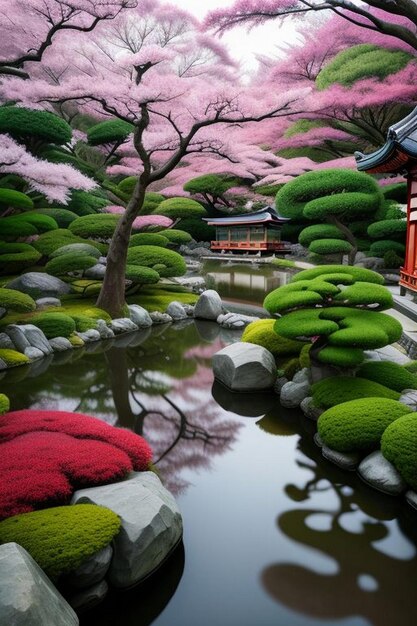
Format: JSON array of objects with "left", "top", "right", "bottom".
[{"left": 400, "top": 172, "right": 417, "bottom": 291}]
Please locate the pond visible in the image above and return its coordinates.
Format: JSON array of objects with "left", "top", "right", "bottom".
[{"left": 4, "top": 318, "right": 417, "bottom": 626}]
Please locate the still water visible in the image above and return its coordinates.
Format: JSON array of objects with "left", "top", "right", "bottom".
[{"left": 4, "top": 317, "right": 417, "bottom": 626}]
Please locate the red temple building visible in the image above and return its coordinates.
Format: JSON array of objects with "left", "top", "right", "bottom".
[
  {"left": 203, "top": 206, "right": 291, "bottom": 254},
  {"left": 355, "top": 107, "right": 417, "bottom": 294}
]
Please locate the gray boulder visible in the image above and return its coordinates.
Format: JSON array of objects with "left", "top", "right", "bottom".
[
  {"left": 35, "top": 297, "right": 61, "bottom": 310},
  {"left": 5, "top": 325, "right": 31, "bottom": 352},
  {"left": 322, "top": 445, "right": 360, "bottom": 470},
  {"left": 50, "top": 243, "right": 101, "bottom": 259},
  {"left": 358, "top": 451, "right": 407, "bottom": 495},
  {"left": 399, "top": 389, "right": 417, "bottom": 411},
  {"left": 300, "top": 396, "right": 324, "bottom": 420},
  {"left": 98, "top": 256, "right": 107, "bottom": 265},
  {"left": 216, "top": 312, "right": 258, "bottom": 329},
  {"left": 7, "top": 273, "right": 70, "bottom": 298},
  {"left": 0, "top": 307, "right": 6, "bottom": 320},
  {"left": 96, "top": 319, "right": 115, "bottom": 340},
  {"left": 280, "top": 380, "right": 310, "bottom": 409},
  {"left": 68, "top": 581, "right": 108, "bottom": 612},
  {"left": 182, "top": 303, "right": 195, "bottom": 317},
  {"left": 128, "top": 304, "right": 153, "bottom": 327},
  {"left": 84, "top": 264, "right": 106, "bottom": 280},
  {"left": 274, "top": 376, "right": 288, "bottom": 394},
  {"left": 72, "top": 472, "right": 183, "bottom": 588},
  {"left": 314, "top": 433, "right": 324, "bottom": 448},
  {"left": 194, "top": 290, "right": 223, "bottom": 321},
  {"left": 18, "top": 324, "right": 53, "bottom": 355},
  {"left": 49, "top": 337, "right": 73, "bottom": 352},
  {"left": 212, "top": 342, "right": 276, "bottom": 391},
  {"left": 110, "top": 318, "right": 138, "bottom": 334},
  {"left": 166, "top": 301, "right": 188, "bottom": 321},
  {"left": 77, "top": 329, "right": 101, "bottom": 343},
  {"left": 24, "top": 346, "right": 44, "bottom": 360},
  {"left": 0, "top": 542, "right": 78, "bottom": 626},
  {"left": 292, "top": 368, "right": 311, "bottom": 385},
  {"left": 405, "top": 490, "right": 417, "bottom": 510},
  {"left": 67, "top": 545, "right": 112, "bottom": 589},
  {"left": 0, "top": 332, "right": 15, "bottom": 350},
  {"left": 149, "top": 311, "right": 172, "bottom": 325},
  {"left": 174, "top": 276, "right": 206, "bottom": 292},
  {"left": 0, "top": 358, "right": 7, "bottom": 371}
]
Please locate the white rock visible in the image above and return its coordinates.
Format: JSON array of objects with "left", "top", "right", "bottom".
[
  {"left": 358, "top": 451, "right": 407, "bottom": 495},
  {"left": 68, "top": 580, "right": 108, "bottom": 612},
  {"left": 292, "top": 368, "right": 311, "bottom": 385},
  {"left": 0, "top": 543, "right": 78, "bottom": 626},
  {"left": 217, "top": 312, "right": 258, "bottom": 329},
  {"left": 149, "top": 311, "right": 172, "bottom": 325},
  {"left": 322, "top": 445, "right": 360, "bottom": 470},
  {"left": 77, "top": 329, "right": 101, "bottom": 343},
  {"left": 96, "top": 319, "right": 115, "bottom": 340},
  {"left": 110, "top": 318, "right": 139, "bottom": 334},
  {"left": 35, "top": 297, "right": 61, "bottom": 310},
  {"left": 182, "top": 303, "right": 195, "bottom": 317},
  {"left": 399, "top": 389, "right": 417, "bottom": 411},
  {"left": 194, "top": 289, "right": 223, "bottom": 321},
  {"left": 6, "top": 272, "right": 70, "bottom": 298},
  {"left": 5, "top": 325, "right": 31, "bottom": 352},
  {"left": 71, "top": 472, "right": 183, "bottom": 588},
  {"left": 280, "top": 380, "right": 310, "bottom": 408},
  {"left": 7, "top": 324, "right": 53, "bottom": 356},
  {"left": 67, "top": 545, "right": 112, "bottom": 589},
  {"left": 0, "top": 332, "right": 15, "bottom": 350},
  {"left": 24, "top": 346, "right": 44, "bottom": 360},
  {"left": 84, "top": 264, "right": 106, "bottom": 279},
  {"left": 128, "top": 304, "right": 153, "bottom": 327},
  {"left": 49, "top": 337, "right": 73, "bottom": 352},
  {"left": 274, "top": 376, "right": 288, "bottom": 394},
  {"left": 212, "top": 342, "right": 276, "bottom": 391},
  {"left": 166, "top": 301, "right": 187, "bottom": 321}
]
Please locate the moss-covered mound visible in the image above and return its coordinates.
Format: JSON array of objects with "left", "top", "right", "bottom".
[
  {"left": 0, "top": 243, "right": 42, "bottom": 275},
  {"left": 381, "top": 414, "right": 417, "bottom": 490},
  {"left": 69, "top": 214, "right": 120, "bottom": 239},
  {"left": 0, "top": 504, "right": 120, "bottom": 579},
  {"left": 357, "top": 361, "right": 417, "bottom": 393},
  {"left": 45, "top": 253, "right": 97, "bottom": 277},
  {"left": 71, "top": 315, "right": 97, "bottom": 333},
  {"left": 30, "top": 313, "right": 76, "bottom": 338},
  {"left": 317, "top": 397, "right": 412, "bottom": 452},
  {"left": 127, "top": 245, "right": 186, "bottom": 278},
  {"left": 0, "top": 288, "right": 36, "bottom": 313},
  {"left": 312, "top": 376, "right": 399, "bottom": 409},
  {"left": 0, "top": 395, "right": 10, "bottom": 415},
  {"left": 28, "top": 208, "right": 79, "bottom": 228},
  {"left": 155, "top": 197, "right": 206, "bottom": 219},
  {"left": 291, "top": 265, "right": 384, "bottom": 285},
  {"left": 0, "top": 349, "right": 30, "bottom": 367},
  {"left": 241, "top": 319, "right": 303, "bottom": 358},
  {"left": 160, "top": 229, "right": 192, "bottom": 245},
  {"left": 50, "top": 243, "right": 101, "bottom": 259},
  {"left": 33, "top": 229, "right": 106, "bottom": 256},
  {"left": 125, "top": 265, "right": 160, "bottom": 285},
  {"left": 129, "top": 233, "right": 169, "bottom": 248}
]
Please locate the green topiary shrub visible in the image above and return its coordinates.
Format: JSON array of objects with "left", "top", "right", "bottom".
[
  {"left": 154, "top": 197, "right": 206, "bottom": 219},
  {"left": 29, "top": 208, "right": 78, "bottom": 228},
  {"left": 49, "top": 243, "right": 101, "bottom": 259},
  {"left": 0, "top": 504, "right": 121, "bottom": 580},
  {"left": 0, "top": 349, "right": 30, "bottom": 367},
  {"left": 367, "top": 219, "right": 406, "bottom": 240},
  {"left": 312, "top": 376, "right": 399, "bottom": 409},
  {"left": 381, "top": 414, "right": 417, "bottom": 490},
  {"left": 45, "top": 253, "right": 97, "bottom": 276},
  {"left": 14, "top": 213, "right": 58, "bottom": 233},
  {"left": 69, "top": 214, "right": 119, "bottom": 239},
  {"left": 383, "top": 250, "right": 403, "bottom": 269},
  {"left": 241, "top": 319, "right": 303, "bottom": 358},
  {"left": 0, "top": 288, "right": 36, "bottom": 312},
  {"left": 291, "top": 265, "right": 384, "bottom": 284},
  {"left": 382, "top": 183, "right": 407, "bottom": 203},
  {"left": 317, "top": 397, "right": 412, "bottom": 452},
  {"left": 369, "top": 240, "right": 405, "bottom": 257},
  {"left": 30, "top": 313, "right": 76, "bottom": 338},
  {"left": 298, "top": 224, "right": 344, "bottom": 247},
  {"left": 127, "top": 245, "right": 186, "bottom": 278},
  {"left": 0, "top": 243, "right": 42, "bottom": 274},
  {"left": 357, "top": 361, "right": 417, "bottom": 392},
  {"left": 129, "top": 233, "right": 169, "bottom": 247},
  {"left": 87, "top": 119, "right": 134, "bottom": 146},
  {"left": 176, "top": 217, "right": 214, "bottom": 242},
  {"left": 33, "top": 229, "right": 105, "bottom": 256},
  {"left": 0, "top": 107, "right": 72, "bottom": 145},
  {"left": 0, "top": 394, "right": 9, "bottom": 415},
  {"left": 125, "top": 265, "right": 160, "bottom": 285},
  {"left": 64, "top": 191, "right": 110, "bottom": 216},
  {"left": 159, "top": 229, "right": 192, "bottom": 246},
  {"left": 309, "top": 238, "right": 352, "bottom": 255},
  {"left": 0, "top": 188, "right": 34, "bottom": 210},
  {"left": 0, "top": 217, "right": 37, "bottom": 238}
]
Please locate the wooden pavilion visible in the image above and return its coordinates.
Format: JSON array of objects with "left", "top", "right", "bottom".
[
  {"left": 203, "top": 206, "right": 291, "bottom": 253},
  {"left": 355, "top": 106, "right": 417, "bottom": 294}
]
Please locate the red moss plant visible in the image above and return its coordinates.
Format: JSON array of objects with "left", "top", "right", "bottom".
[{"left": 0, "top": 410, "right": 152, "bottom": 520}]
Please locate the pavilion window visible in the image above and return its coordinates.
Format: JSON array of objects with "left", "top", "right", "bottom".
[
  {"left": 217, "top": 227, "right": 229, "bottom": 241},
  {"left": 267, "top": 229, "right": 281, "bottom": 242},
  {"left": 249, "top": 226, "right": 264, "bottom": 242},
  {"left": 231, "top": 227, "right": 247, "bottom": 241}
]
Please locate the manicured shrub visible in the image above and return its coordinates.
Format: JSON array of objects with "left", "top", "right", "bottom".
[
  {"left": 0, "top": 243, "right": 42, "bottom": 274},
  {"left": 309, "top": 238, "right": 353, "bottom": 255},
  {"left": 404, "top": 361, "right": 417, "bottom": 373},
  {"left": 30, "top": 313, "right": 76, "bottom": 338},
  {"left": 317, "top": 397, "right": 412, "bottom": 452},
  {"left": 69, "top": 214, "right": 119, "bottom": 239},
  {"left": 29, "top": 208, "right": 78, "bottom": 228},
  {"left": 70, "top": 315, "right": 98, "bottom": 332},
  {"left": 381, "top": 414, "right": 417, "bottom": 490},
  {"left": 298, "top": 224, "right": 344, "bottom": 247},
  {"left": 87, "top": 119, "right": 134, "bottom": 146},
  {"left": 129, "top": 233, "right": 169, "bottom": 248},
  {"left": 241, "top": 319, "right": 303, "bottom": 358},
  {"left": 0, "top": 107, "right": 72, "bottom": 145},
  {"left": 383, "top": 250, "right": 403, "bottom": 269},
  {"left": 0, "top": 349, "right": 30, "bottom": 367},
  {"left": 154, "top": 197, "right": 206, "bottom": 219},
  {"left": 0, "top": 188, "right": 33, "bottom": 210},
  {"left": 177, "top": 217, "right": 214, "bottom": 241},
  {"left": 0, "top": 216, "right": 37, "bottom": 238},
  {"left": 369, "top": 240, "right": 405, "bottom": 257},
  {"left": 367, "top": 219, "right": 406, "bottom": 239},
  {"left": 49, "top": 243, "right": 101, "bottom": 259},
  {"left": 291, "top": 265, "right": 384, "bottom": 284},
  {"left": 0, "top": 395, "right": 9, "bottom": 415},
  {"left": 315, "top": 345, "right": 365, "bottom": 367},
  {"left": 299, "top": 344, "right": 311, "bottom": 368},
  {"left": 33, "top": 229, "right": 105, "bottom": 256},
  {"left": 64, "top": 191, "right": 110, "bottom": 216},
  {"left": 382, "top": 183, "right": 407, "bottom": 203},
  {"left": 45, "top": 253, "right": 97, "bottom": 276},
  {"left": 0, "top": 504, "right": 120, "bottom": 579},
  {"left": 357, "top": 361, "right": 417, "bottom": 392},
  {"left": 0, "top": 409, "right": 153, "bottom": 519},
  {"left": 159, "top": 229, "right": 192, "bottom": 246},
  {"left": 125, "top": 265, "right": 160, "bottom": 285},
  {"left": 183, "top": 173, "right": 237, "bottom": 199},
  {"left": 0, "top": 288, "right": 36, "bottom": 312},
  {"left": 15, "top": 213, "right": 58, "bottom": 233},
  {"left": 312, "top": 376, "right": 399, "bottom": 409},
  {"left": 127, "top": 245, "right": 186, "bottom": 277}
]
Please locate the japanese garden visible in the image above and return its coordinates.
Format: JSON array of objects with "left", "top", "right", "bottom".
[{"left": 2, "top": 1, "right": 417, "bottom": 625}]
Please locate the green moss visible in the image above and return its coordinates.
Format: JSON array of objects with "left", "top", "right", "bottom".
[
  {"left": 29, "top": 208, "right": 79, "bottom": 228},
  {"left": 30, "top": 313, "right": 76, "bottom": 338},
  {"left": 68, "top": 334, "right": 85, "bottom": 348},
  {"left": 50, "top": 243, "right": 101, "bottom": 259},
  {"left": 0, "top": 349, "right": 30, "bottom": 367},
  {"left": 33, "top": 229, "right": 105, "bottom": 256},
  {"left": 357, "top": 361, "right": 417, "bottom": 392},
  {"left": 176, "top": 217, "right": 214, "bottom": 242},
  {"left": 127, "top": 285, "right": 197, "bottom": 312},
  {"left": 0, "top": 394, "right": 9, "bottom": 414},
  {"left": 45, "top": 253, "right": 97, "bottom": 276},
  {"left": 381, "top": 414, "right": 417, "bottom": 490},
  {"left": 312, "top": 376, "right": 399, "bottom": 409},
  {"left": 299, "top": 344, "right": 311, "bottom": 368},
  {"left": 0, "top": 243, "right": 42, "bottom": 275},
  {"left": 70, "top": 315, "right": 98, "bottom": 332},
  {"left": 0, "top": 188, "right": 33, "bottom": 210},
  {"left": 318, "top": 397, "right": 412, "bottom": 452},
  {"left": 309, "top": 238, "right": 352, "bottom": 255},
  {"left": 87, "top": 119, "right": 134, "bottom": 146},
  {"left": 0, "top": 288, "right": 36, "bottom": 312},
  {"left": 271, "top": 259, "right": 297, "bottom": 269},
  {"left": 0, "top": 504, "right": 120, "bottom": 579},
  {"left": 367, "top": 219, "right": 406, "bottom": 239},
  {"left": 298, "top": 224, "right": 344, "bottom": 247},
  {"left": 160, "top": 229, "right": 192, "bottom": 246},
  {"left": 242, "top": 319, "right": 303, "bottom": 358},
  {"left": 69, "top": 214, "right": 120, "bottom": 239},
  {"left": 155, "top": 197, "right": 206, "bottom": 219},
  {"left": 0, "top": 217, "right": 37, "bottom": 238},
  {"left": 127, "top": 245, "right": 186, "bottom": 278},
  {"left": 369, "top": 240, "right": 405, "bottom": 257},
  {"left": 404, "top": 361, "right": 417, "bottom": 373},
  {"left": 129, "top": 233, "right": 169, "bottom": 247},
  {"left": 125, "top": 265, "right": 160, "bottom": 285},
  {"left": 333, "top": 282, "right": 393, "bottom": 310},
  {"left": 291, "top": 265, "right": 384, "bottom": 285},
  {"left": 316, "top": 345, "right": 365, "bottom": 367},
  {"left": 382, "top": 183, "right": 407, "bottom": 203},
  {"left": 0, "top": 106, "right": 72, "bottom": 145}
]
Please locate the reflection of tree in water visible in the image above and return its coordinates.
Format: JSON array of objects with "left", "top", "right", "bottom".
[{"left": 262, "top": 434, "right": 417, "bottom": 626}]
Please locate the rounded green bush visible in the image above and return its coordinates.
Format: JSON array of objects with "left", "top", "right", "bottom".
[
  {"left": 33, "top": 229, "right": 104, "bottom": 256},
  {"left": 0, "top": 394, "right": 9, "bottom": 415},
  {"left": 64, "top": 191, "right": 109, "bottom": 216},
  {"left": 241, "top": 319, "right": 303, "bottom": 358},
  {"left": 0, "top": 107, "right": 72, "bottom": 145},
  {"left": 125, "top": 265, "right": 160, "bottom": 285},
  {"left": 70, "top": 315, "right": 98, "bottom": 332},
  {"left": 183, "top": 173, "right": 237, "bottom": 197},
  {"left": 357, "top": 361, "right": 417, "bottom": 392},
  {"left": 87, "top": 119, "right": 134, "bottom": 146},
  {"left": 369, "top": 240, "right": 405, "bottom": 257},
  {"left": 45, "top": 253, "right": 97, "bottom": 276},
  {"left": 367, "top": 219, "right": 406, "bottom": 239},
  {"left": 126, "top": 245, "right": 186, "bottom": 278},
  {"left": 0, "top": 288, "right": 36, "bottom": 312},
  {"left": 0, "top": 243, "right": 42, "bottom": 274},
  {"left": 0, "top": 349, "right": 30, "bottom": 367},
  {"left": 129, "top": 233, "right": 169, "bottom": 248},
  {"left": 159, "top": 229, "right": 192, "bottom": 246},
  {"left": 381, "top": 415, "right": 417, "bottom": 490},
  {"left": 382, "top": 183, "right": 407, "bottom": 203},
  {"left": 0, "top": 217, "right": 37, "bottom": 238},
  {"left": 309, "top": 238, "right": 353, "bottom": 255},
  {"left": 317, "top": 397, "right": 413, "bottom": 452},
  {"left": 15, "top": 213, "right": 58, "bottom": 233},
  {"left": 50, "top": 243, "right": 101, "bottom": 259},
  {"left": 316, "top": 345, "right": 365, "bottom": 367},
  {"left": 304, "top": 192, "right": 378, "bottom": 220},
  {"left": 30, "top": 313, "right": 76, "bottom": 339},
  {"left": 176, "top": 217, "right": 214, "bottom": 242},
  {"left": 291, "top": 265, "right": 384, "bottom": 285},
  {"left": 29, "top": 208, "right": 78, "bottom": 228},
  {"left": 69, "top": 214, "right": 119, "bottom": 239},
  {"left": 154, "top": 197, "right": 206, "bottom": 219},
  {"left": 312, "top": 376, "right": 399, "bottom": 409},
  {"left": 0, "top": 188, "right": 34, "bottom": 210},
  {"left": 0, "top": 504, "right": 121, "bottom": 579},
  {"left": 298, "top": 224, "right": 344, "bottom": 247}
]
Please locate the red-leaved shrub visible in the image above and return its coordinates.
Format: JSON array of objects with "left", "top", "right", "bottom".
[{"left": 0, "top": 410, "right": 152, "bottom": 520}]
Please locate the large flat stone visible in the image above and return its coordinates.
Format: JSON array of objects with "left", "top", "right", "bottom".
[
  {"left": 358, "top": 451, "right": 407, "bottom": 495},
  {"left": 7, "top": 273, "right": 70, "bottom": 299},
  {"left": 212, "top": 341, "right": 276, "bottom": 391},
  {"left": 0, "top": 542, "right": 78, "bottom": 626},
  {"left": 71, "top": 472, "right": 183, "bottom": 588},
  {"left": 322, "top": 445, "right": 360, "bottom": 471}
]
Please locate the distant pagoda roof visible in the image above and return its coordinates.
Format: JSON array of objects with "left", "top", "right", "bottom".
[
  {"left": 355, "top": 105, "right": 417, "bottom": 174},
  {"left": 203, "top": 206, "right": 290, "bottom": 227}
]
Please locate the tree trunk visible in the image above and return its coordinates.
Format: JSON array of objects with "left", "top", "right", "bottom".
[
  {"left": 96, "top": 177, "right": 147, "bottom": 317},
  {"left": 327, "top": 215, "right": 358, "bottom": 266}
]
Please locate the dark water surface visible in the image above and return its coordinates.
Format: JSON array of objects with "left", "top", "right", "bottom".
[{"left": 4, "top": 320, "right": 417, "bottom": 626}]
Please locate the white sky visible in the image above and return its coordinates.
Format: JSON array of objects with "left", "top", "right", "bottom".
[{"left": 174, "top": 0, "right": 304, "bottom": 75}]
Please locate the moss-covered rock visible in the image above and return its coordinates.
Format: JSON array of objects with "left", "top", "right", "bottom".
[
  {"left": 241, "top": 319, "right": 303, "bottom": 358},
  {"left": 0, "top": 288, "right": 36, "bottom": 313},
  {"left": 45, "top": 253, "right": 97, "bottom": 277},
  {"left": 312, "top": 376, "right": 399, "bottom": 409},
  {"left": 160, "top": 229, "right": 192, "bottom": 246},
  {"left": 28, "top": 208, "right": 79, "bottom": 228},
  {"left": 69, "top": 214, "right": 120, "bottom": 239},
  {"left": 154, "top": 197, "right": 206, "bottom": 219},
  {"left": 291, "top": 265, "right": 384, "bottom": 285},
  {"left": 129, "top": 233, "right": 169, "bottom": 248},
  {"left": 0, "top": 349, "right": 30, "bottom": 367},
  {"left": 70, "top": 315, "right": 98, "bottom": 333},
  {"left": 357, "top": 361, "right": 417, "bottom": 392},
  {"left": 50, "top": 243, "right": 101, "bottom": 259},
  {"left": 30, "top": 313, "right": 76, "bottom": 339},
  {"left": 317, "top": 397, "right": 412, "bottom": 452},
  {"left": 33, "top": 229, "right": 105, "bottom": 256},
  {"left": 381, "top": 414, "right": 417, "bottom": 490},
  {"left": 127, "top": 245, "right": 186, "bottom": 278},
  {"left": 125, "top": 265, "right": 160, "bottom": 285},
  {"left": 0, "top": 243, "right": 41, "bottom": 275},
  {"left": 0, "top": 394, "right": 10, "bottom": 414},
  {"left": 0, "top": 504, "right": 120, "bottom": 579}
]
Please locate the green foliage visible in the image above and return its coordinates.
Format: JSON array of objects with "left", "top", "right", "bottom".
[
  {"left": 33, "top": 229, "right": 105, "bottom": 256},
  {"left": 71, "top": 314, "right": 98, "bottom": 332},
  {"left": 0, "top": 504, "right": 120, "bottom": 579},
  {"left": 299, "top": 344, "right": 311, "bottom": 368},
  {"left": 0, "top": 394, "right": 9, "bottom": 415},
  {"left": 0, "top": 188, "right": 34, "bottom": 210},
  {"left": 0, "top": 349, "right": 30, "bottom": 367},
  {"left": 125, "top": 265, "right": 160, "bottom": 285},
  {"left": 385, "top": 250, "right": 403, "bottom": 268},
  {"left": 403, "top": 361, "right": 417, "bottom": 373},
  {"left": 298, "top": 224, "right": 344, "bottom": 247},
  {"left": 0, "top": 243, "right": 42, "bottom": 274},
  {"left": 284, "top": 119, "right": 325, "bottom": 137},
  {"left": 155, "top": 197, "right": 206, "bottom": 219},
  {"left": 318, "top": 397, "right": 412, "bottom": 452},
  {"left": 312, "top": 376, "right": 399, "bottom": 409},
  {"left": 309, "top": 238, "right": 352, "bottom": 255},
  {"left": 369, "top": 240, "right": 405, "bottom": 257},
  {"left": 304, "top": 192, "right": 378, "bottom": 221},
  {"left": 367, "top": 219, "right": 406, "bottom": 239},
  {"left": 29, "top": 208, "right": 79, "bottom": 228},
  {"left": 252, "top": 183, "right": 284, "bottom": 197},
  {"left": 117, "top": 176, "right": 138, "bottom": 196},
  {"left": 50, "top": 243, "right": 101, "bottom": 259},
  {"left": 0, "top": 107, "right": 72, "bottom": 145},
  {"left": 0, "top": 216, "right": 37, "bottom": 238},
  {"left": 382, "top": 183, "right": 407, "bottom": 203},
  {"left": 357, "top": 361, "right": 417, "bottom": 392},
  {"left": 129, "top": 233, "right": 169, "bottom": 247},
  {"left": 87, "top": 119, "right": 134, "bottom": 146},
  {"left": 14, "top": 212, "right": 58, "bottom": 233},
  {"left": 45, "top": 253, "right": 97, "bottom": 276},
  {"left": 160, "top": 229, "right": 192, "bottom": 245},
  {"left": 315, "top": 345, "right": 365, "bottom": 367},
  {"left": 69, "top": 214, "right": 119, "bottom": 239},
  {"left": 382, "top": 415, "right": 417, "bottom": 490},
  {"left": 64, "top": 190, "right": 109, "bottom": 216},
  {"left": 183, "top": 174, "right": 237, "bottom": 199},
  {"left": 127, "top": 245, "right": 186, "bottom": 278},
  {"left": 241, "top": 319, "right": 303, "bottom": 358},
  {"left": 30, "top": 312, "right": 76, "bottom": 338},
  {"left": 291, "top": 265, "right": 384, "bottom": 284},
  {"left": 0, "top": 288, "right": 36, "bottom": 312},
  {"left": 316, "top": 44, "right": 413, "bottom": 90},
  {"left": 176, "top": 217, "right": 214, "bottom": 241}
]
